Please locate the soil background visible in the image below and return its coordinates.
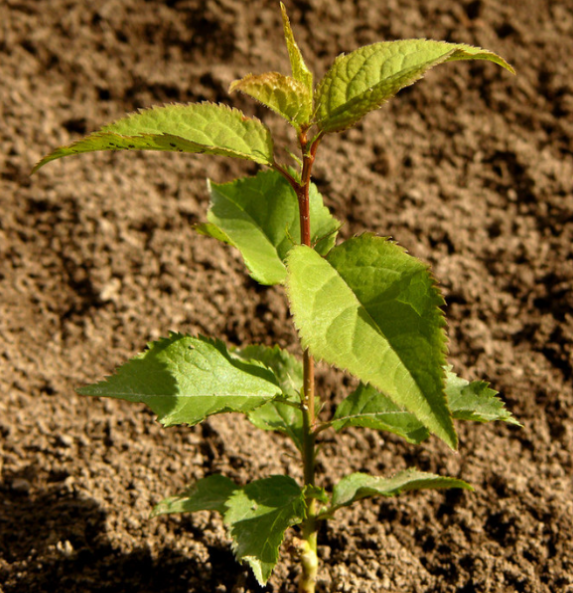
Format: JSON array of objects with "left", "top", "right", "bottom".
[{"left": 1, "top": 0, "right": 572, "bottom": 591}]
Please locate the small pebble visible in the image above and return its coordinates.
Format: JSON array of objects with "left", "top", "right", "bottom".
[
  {"left": 58, "top": 434, "right": 74, "bottom": 448},
  {"left": 56, "top": 540, "right": 74, "bottom": 557},
  {"left": 11, "top": 478, "right": 31, "bottom": 493}
]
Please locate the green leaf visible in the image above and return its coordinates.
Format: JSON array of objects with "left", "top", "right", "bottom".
[
  {"left": 230, "top": 72, "right": 312, "bottom": 129},
  {"left": 33, "top": 102, "right": 274, "bottom": 172},
  {"left": 314, "top": 40, "right": 515, "bottom": 133},
  {"left": 152, "top": 474, "right": 306, "bottom": 584},
  {"left": 331, "top": 370, "right": 518, "bottom": 443},
  {"left": 234, "top": 344, "right": 305, "bottom": 450},
  {"left": 280, "top": 2, "right": 313, "bottom": 96},
  {"left": 446, "top": 368, "right": 521, "bottom": 426},
  {"left": 224, "top": 476, "right": 306, "bottom": 585},
  {"left": 235, "top": 344, "right": 303, "bottom": 397},
  {"left": 286, "top": 234, "right": 457, "bottom": 448},
  {"left": 331, "top": 383, "right": 430, "bottom": 444},
  {"left": 151, "top": 474, "right": 237, "bottom": 517},
  {"left": 329, "top": 469, "right": 473, "bottom": 512},
  {"left": 78, "top": 333, "right": 282, "bottom": 427},
  {"left": 198, "top": 170, "right": 340, "bottom": 285}
]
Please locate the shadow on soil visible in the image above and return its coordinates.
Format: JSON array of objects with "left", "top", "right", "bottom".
[{"left": 0, "top": 469, "right": 258, "bottom": 593}]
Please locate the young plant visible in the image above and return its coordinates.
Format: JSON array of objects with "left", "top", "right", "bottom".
[{"left": 33, "top": 5, "right": 517, "bottom": 592}]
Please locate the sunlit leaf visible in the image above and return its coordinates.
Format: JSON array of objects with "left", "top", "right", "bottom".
[
  {"left": 315, "top": 40, "right": 515, "bottom": 133},
  {"left": 197, "top": 170, "right": 340, "bottom": 285},
  {"left": 286, "top": 234, "right": 457, "bottom": 448},
  {"left": 33, "top": 102, "right": 274, "bottom": 171},
  {"left": 280, "top": 2, "right": 313, "bottom": 96},
  {"left": 230, "top": 72, "right": 312, "bottom": 129},
  {"left": 78, "top": 333, "right": 282, "bottom": 426},
  {"left": 446, "top": 367, "right": 521, "bottom": 426}
]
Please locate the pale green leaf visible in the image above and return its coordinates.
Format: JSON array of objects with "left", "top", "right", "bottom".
[
  {"left": 33, "top": 102, "right": 274, "bottom": 172},
  {"left": 151, "top": 474, "right": 237, "bottom": 517},
  {"left": 230, "top": 72, "right": 312, "bottom": 129},
  {"left": 331, "top": 383, "right": 430, "bottom": 443},
  {"left": 315, "top": 40, "right": 515, "bottom": 133},
  {"left": 234, "top": 344, "right": 305, "bottom": 450},
  {"left": 224, "top": 476, "right": 306, "bottom": 585},
  {"left": 78, "top": 333, "right": 282, "bottom": 427},
  {"left": 329, "top": 469, "right": 473, "bottom": 511},
  {"left": 286, "top": 234, "right": 457, "bottom": 448},
  {"left": 280, "top": 2, "right": 313, "bottom": 96},
  {"left": 446, "top": 368, "right": 521, "bottom": 426},
  {"left": 201, "top": 170, "right": 340, "bottom": 285}
]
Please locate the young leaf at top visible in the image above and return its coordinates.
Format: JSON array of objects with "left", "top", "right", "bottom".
[
  {"left": 331, "top": 383, "right": 430, "bottom": 444},
  {"left": 196, "top": 170, "right": 340, "bottom": 285},
  {"left": 286, "top": 234, "right": 457, "bottom": 449},
  {"left": 32, "top": 102, "right": 274, "bottom": 172},
  {"left": 152, "top": 474, "right": 237, "bottom": 517},
  {"left": 280, "top": 2, "right": 313, "bottom": 96},
  {"left": 224, "top": 475, "right": 306, "bottom": 585},
  {"left": 327, "top": 469, "right": 473, "bottom": 514},
  {"left": 78, "top": 333, "right": 282, "bottom": 427},
  {"left": 314, "top": 40, "right": 515, "bottom": 133},
  {"left": 234, "top": 344, "right": 306, "bottom": 450},
  {"left": 445, "top": 367, "right": 521, "bottom": 426},
  {"left": 230, "top": 72, "right": 312, "bottom": 130}
]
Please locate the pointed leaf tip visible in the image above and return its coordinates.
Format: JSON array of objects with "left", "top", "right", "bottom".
[
  {"left": 280, "top": 2, "right": 313, "bottom": 96},
  {"left": 446, "top": 368, "right": 521, "bottom": 426}
]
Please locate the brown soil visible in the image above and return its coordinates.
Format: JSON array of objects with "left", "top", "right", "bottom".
[{"left": 1, "top": 0, "right": 572, "bottom": 591}]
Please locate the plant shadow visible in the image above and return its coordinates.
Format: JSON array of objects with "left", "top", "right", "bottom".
[{"left": 0, "top": 469, "right": 263, "bottom": 593}]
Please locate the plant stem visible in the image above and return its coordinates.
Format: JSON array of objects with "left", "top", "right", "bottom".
[{"left": 297, "top": 132, "right": 321, "bottom": 593}]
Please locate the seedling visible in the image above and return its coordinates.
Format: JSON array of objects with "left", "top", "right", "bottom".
[{"left": 34, "top": 5, "right": 517, "bottom": 592}]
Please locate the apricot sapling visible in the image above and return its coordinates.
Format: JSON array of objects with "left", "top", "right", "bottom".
[{"left": 33, "top": 4, "right": 517, "bottom": 591}]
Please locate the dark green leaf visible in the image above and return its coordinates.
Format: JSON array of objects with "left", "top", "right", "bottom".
[
  {"left": 234, "top": 344, "right": 305, "bottom": 450},
  {"left": 329, "top": 469, "right": 473, "bottom": 511},
  {"left": 224, "top": 476, "right": 306, "bottom": 585}
]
